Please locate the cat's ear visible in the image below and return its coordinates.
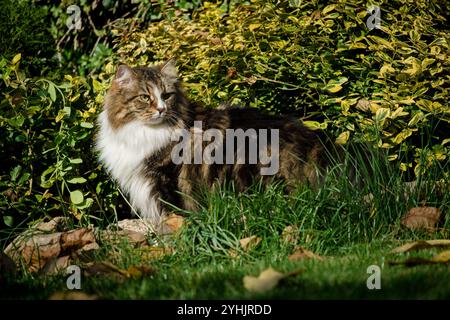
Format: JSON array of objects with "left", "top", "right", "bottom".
[
  {"left": 114, "top": 64, "right": 135, "bottom": 86},
  {"left": 159, "top": 59, "right": 178, "bottom": 80}
]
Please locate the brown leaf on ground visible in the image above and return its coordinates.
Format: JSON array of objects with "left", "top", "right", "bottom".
[
  {"left": 281, "top": 225, "right": 299, "bottom": 244},
  {"left": 162, "top": 214, "right": 185, "bottom": 233},
  {"left": 229, "top": 236, "right": 261, "bottom": 258},
  {"left": 117, "top": 219, "right": 155, "bottom": 235},
  {"left": 61, "top": 228, "right": 96, "bottom": 251},
  {"left": 240, "top": 236, "right": 262, "bottom": 251},
  {"left": 243, "top": 267, "right": 285, "bottom": 293},
  {"left": 140, "top": 246, "right": 174, "bottom": 261},
  {"left": 433, "top": 250, "right": 450, "bottom": 263},
  {"left": 48, "top": 291, "right": 98, "bottom": 300},
  {"left": 84, "top": 261, "right": 155, "bottom": 280},
  {"left": 102, "top": 229, "right": 148, "bottom": 247},
  {"left": 5, "top": 226, "right": 99, "bottom": 273},
  {"left": 288, "top": 246, "right": 324, "bottom": 261},
  {"left": 42, "top": 255, "right": 71, "bottom": 275},
  {"left": 6, "top": 232, "right": 62, "bottom": 272},
  {"left": 243, "top": 267, "right": 302, "bottom": 293},
  {"left": 391, "top": 239, "right": 450, "bottom": 254},
  {"left": 400, "top": 207, "right": 441, "bottom": 231},
  {"left": 388, "top": 250, "right": 450, "bottom": 267}
]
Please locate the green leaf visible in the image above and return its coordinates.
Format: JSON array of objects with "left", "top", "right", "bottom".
[
  {"left": 76, "top": 198, "right": 94, "bottom": 210},
  {"left": 374, "top": 108, "right": 391, "bottom": 127},
  {"left": 40, "top": 166, "right": 56, "bottom": 188},
  {"left": 10, "top": 165, "right": 22, "bottom": 182},
  {"left": 3, "top": 216, "right": 13, "bottom": 227},
  {"left": 67, "top": 177, "right": 87, "bottom": 184},
  {"left": 324, "top": 77, "right": 348, "bottom": 93},
  {"left": 69, "top": 158, "right": 83, "bottom": 164},
  {"left": 70, "top": 190, "right": 84, "bottom": 205},
  {"left": 48, "top": 83, "right": 57, "bottom": 102},
  {"left": 80, "top": 122, "right": 94, "bottom": 129},
  {"left": 92, "top": 78, "right": 102, "bottom": 92},
  {"left": 322, "top": 4, "right": 336, "bottom": 15}
]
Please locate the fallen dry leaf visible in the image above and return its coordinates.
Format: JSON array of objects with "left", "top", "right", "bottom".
[
  {"left": 140, "top": 246, "right": 174, "bottom": 261},
  {"left": 6, "top": 232, "right": 63, "bottom": 272},
  {"left": 400, "top": 207, "right": 441, "bottom": 231},
  {"left": 281, "top": 225, "right": 299, "bottom": 244},
  {"left": 101, "top": 229, "right": 148, "bottom": 247},
  {"left": 432, "top": 250, "right": 450, "bottom": 263},
  {"left": 42, "top": 255, "right": 71, "bottom": 275},
  {"left": 163, "top": 213, "right": 185, "bottom": 233},
  {"left": 5, "top": 226, "right": 99, "bottom": 273},
  {"left": 240, "top": 236, "right": 262, "bottom": 251},
  {"left": 243, "top": 267, "right": 285, "bottom": 293},
  {"left": 288, "top": 246, "right": 324, "bottom": 261},
  {"left": 49, "top": 291, "right": 98, "bottom": 300},
  {"left": 61, "top": 228, "right": 96, "bottom": 251},
  {"left": 229, "top": 236, "right": 261, "bottom": 258},
  {"left": 391, "top": 239, "right": 450, "bottom": 254},
  {"left": 388, "top": 250, "right": 450, "bottom": 267},
  {"left": 117, "top": 219, "right": 155, "bottom": 235},
  {"left": 84, "top": 261, "right": 155, "bottom": 280}
]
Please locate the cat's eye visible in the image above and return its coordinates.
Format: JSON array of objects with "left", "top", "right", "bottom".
[
  {"left": 161, "top": 92, "right": 173, "bottom": 101},
  {"left": 140, "top": 95, "right": 153, "bottom": 103}
]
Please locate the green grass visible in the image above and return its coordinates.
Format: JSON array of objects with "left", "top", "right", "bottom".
[{"left": 1, "top": 145, "right": 449, "bottom": 299}]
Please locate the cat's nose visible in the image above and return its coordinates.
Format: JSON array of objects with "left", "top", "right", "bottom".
[{"left": 157, "top": 105, "right": 166, "bottom": 113}]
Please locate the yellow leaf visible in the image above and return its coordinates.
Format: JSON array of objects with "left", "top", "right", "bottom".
[
  {"left": 408, "top": 112, "right": 423, "bottom": 127},
  {"left": 327, "top": 84, "right": 342, "bottom": 93},
  {"left": 402, "top": 57, "right": 421, "bottom": 76},
  {"left": 92, "top": 79, "right": 102, "bottom": 93},
  {"left": 11, "top": 53, "right": 21, "bottom": 65},
  {"left": 388, "top": 154, "right": 398, "bottom": 161},
  {"left": 239, "top": 236, "right": 262, "bottom": 251},
  {"left": 335, "top": 131, "right": 350, "bottom": 145},
  {"left": 322, "top": 4, "right": 336, "bottom": 15},
  {"left": 433, "top": 250, "right": 450, "bottom": 263},
  {"left": 248, "top": 24, "right": 261, "bottom": 31},
  {"left": 302, "top": 121, "right": 326, "bottom": 131},
  {"left": 421, "top": 58, "right": 435, "bottom": 69},
  {"left": 392, "top": 129, "right": 412, "bottom": 144},
  {"left": 390, "top": 107, "right": 408, "bottom": 119},
  {"left": 379, "top": 64, "right": 395, "bottom": 77},
  {"left": 374, "top": 108, "right": 391, "bottom": 127},
  {"left": 105, "top": 62, "right": 115, "bottom": 75},
  {"left": 391, "top": 240, "right": 450, "bottom": 254},
  {"left": 243, "top": 268, "right": 285, "bottom": 293}
]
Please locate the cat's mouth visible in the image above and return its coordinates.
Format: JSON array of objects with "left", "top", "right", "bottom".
[{"left": 147, "top": 111, "right": 166, "bottom": 124}]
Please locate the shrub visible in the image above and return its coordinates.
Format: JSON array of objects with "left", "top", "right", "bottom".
[
  {"left": 110, "top": 0, "right": 449, "bottom": 178},
  {"left": 0, "top": 55, "right": 117, "bottom": 232},
  {"left": 0, "top": 0, "right": 448, "bottom": 238},
  {"left": 0, "top": 0, "right": 54, "bottom": 74}
]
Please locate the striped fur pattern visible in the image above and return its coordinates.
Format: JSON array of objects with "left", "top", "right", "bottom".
[{"left": 96, "top": 61, "right": 334, "bottom": 233}]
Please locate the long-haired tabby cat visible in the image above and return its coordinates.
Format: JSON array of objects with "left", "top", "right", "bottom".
[{"left": 96, "top": 60, "right": 336, "bottom": 234}]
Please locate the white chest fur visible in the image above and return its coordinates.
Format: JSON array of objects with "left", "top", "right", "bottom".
[{"left": 96, "top": 111, "right": 173, "bottom": 224}]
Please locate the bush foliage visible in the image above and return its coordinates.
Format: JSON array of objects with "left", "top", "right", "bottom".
[
  {"left": 112, "top": 0, "right": 449, "bottom": 176},
  {"left": 0, "top": 0, "right": 448, "bottom": 234}
]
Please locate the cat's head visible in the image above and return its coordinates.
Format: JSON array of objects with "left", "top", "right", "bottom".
[{"left": 104, "top": 60, "right": 182, "bottom": 129}]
